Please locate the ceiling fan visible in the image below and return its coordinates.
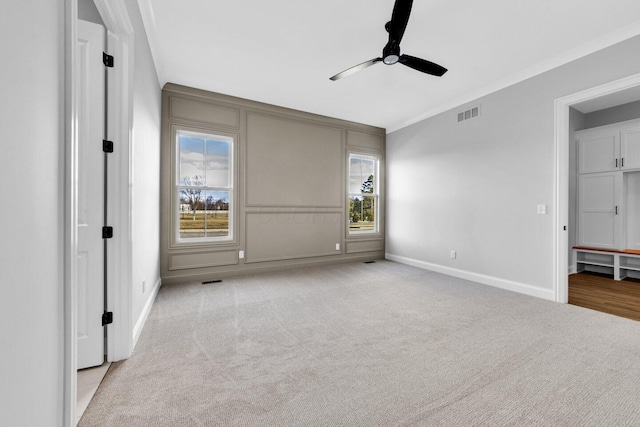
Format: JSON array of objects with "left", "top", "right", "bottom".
[{"left": 329, "top": 0, "right": 447, "bottom": 81}]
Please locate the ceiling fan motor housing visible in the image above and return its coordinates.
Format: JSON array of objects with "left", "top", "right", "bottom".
[{"left": 383, "top": 40, "right": 400, "bottom": 65}]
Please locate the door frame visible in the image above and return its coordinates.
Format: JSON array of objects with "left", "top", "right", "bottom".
[
  {"left": 64, "top": 0, "right": 134, "bottom": 425},
  {"left": 554, "top": 72, "right": 640, "bottom": 304}
]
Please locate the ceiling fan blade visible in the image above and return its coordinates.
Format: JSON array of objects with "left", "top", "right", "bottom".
[
  {"left": 330, "top": 58, "right": 383, "bottom": 81},
  {"left": 398, "top": 54, "right": 447, "bottom": 77},
  {"left": 388, "top": 0, "right": 413, "bottom": 43}
]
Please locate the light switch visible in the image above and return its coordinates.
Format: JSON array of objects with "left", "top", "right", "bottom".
[{"left": 537, "top": 204, "right": 547, "bottom": 215}]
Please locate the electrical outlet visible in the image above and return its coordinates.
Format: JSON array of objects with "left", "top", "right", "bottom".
[
  {"left": 142, "top": 280, "right": 146, "bottom": 293},
  {"left": 450, "top": 250, "right": 456, "bottom": 259},
  {"left": 239, "top": 250, "right": 245, "bottom": 259},
  {"left": 335, "top": 243, "right": 340, "bottom": 251}
]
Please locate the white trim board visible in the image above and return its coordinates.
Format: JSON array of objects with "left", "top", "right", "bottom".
[
  {"left": 133, "top": 278, "right": 161, "bottom": 348},
  {"left": 387, "top": 20, "right": 640, "bottom": 134},
  {"left": 553, "top": 72, "right": 640, "bottom": 304},
  {"left": 63, "top": 2, "right": 78, "bottom": 426},
  {"left": 385, "top": 253, "right": 555, "bottom": 301}
]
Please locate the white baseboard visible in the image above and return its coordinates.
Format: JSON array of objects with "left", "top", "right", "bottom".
[
  {"left": 132, "top": 277, "right": 161, "bottom": 349},
  {"left": 568, "top": 265, "right": 576, "bottom": 275},
  {"left": 385, "top": 253, "right": 555, "bottom": 301}
]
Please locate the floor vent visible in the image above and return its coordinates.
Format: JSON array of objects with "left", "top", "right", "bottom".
[
  {"left": 202, "top": 279, "right": 222, "bottom": 285},
  {"left": 364, "top": 261, "right": 376, "bottom": 264},
  {"left": 457, "top": 105, "right": 480, "bottom": 123}
]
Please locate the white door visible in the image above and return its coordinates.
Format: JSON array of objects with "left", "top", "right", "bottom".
[
  {"left": 77, "top": 20, "right": 105, "bottom": 369},
  {"left": 577, "top": 172, "right": 623, "bottom": 250},
  {"left": 621, "top": 126, "right": 640, "bottom": 171}
]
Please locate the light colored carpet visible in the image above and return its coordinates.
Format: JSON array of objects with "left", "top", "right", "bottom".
[{"left": 79, "top": 260, "right": 640, "bottom": 426}]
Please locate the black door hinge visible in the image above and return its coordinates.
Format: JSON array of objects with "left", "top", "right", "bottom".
[
  {"left": 103, "top": 52, "right": 114, "bottom": 68},
  {"left": 103, "top": 140, "right": 114, "bottom": 153},
  {"left": 102, "top": 311, "right": 113, "bottom": 326},
  {"left": 102, "top": 226, "right": 113, "bottom": 239}
]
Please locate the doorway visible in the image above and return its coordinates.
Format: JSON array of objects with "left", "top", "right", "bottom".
[
  {"left": 65, "top": 0, "right": 135, "bottom": 425},
  {"left": 554, "top": 73, "right": 640, "bottom": 304}
]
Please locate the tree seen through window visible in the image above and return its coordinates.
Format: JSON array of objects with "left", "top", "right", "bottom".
[{"left": 348, "top": 154, "right": 378, "bottom": 233}]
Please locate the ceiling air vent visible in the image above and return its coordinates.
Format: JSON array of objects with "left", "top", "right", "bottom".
[{"left": 457, "top": 105, "right": 480, "bottom": 123}]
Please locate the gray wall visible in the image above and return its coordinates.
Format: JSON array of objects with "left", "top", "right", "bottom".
[
  {"left": 584, "top": 99, "right": 640, "bottom": 129},
  {"left": 125, "top": 0, "right": 162, "bottom": 335},
  {"left": 161, "top": 84, "right": 385, "bottom": 284},
  {"left": 386, "top": 35, "right": 640, "bottom": 296},
  {"left": 0, "top": 0, "right": 65, "bottom": 425}
]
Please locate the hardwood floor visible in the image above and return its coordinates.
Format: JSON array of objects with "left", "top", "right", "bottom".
[{"left": 569, "top": 272, "right": 640, "bottom": 321}]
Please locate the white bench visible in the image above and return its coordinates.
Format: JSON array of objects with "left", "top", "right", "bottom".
[{"left": 573, "top": 246, "right": 640, "bottom": 280}]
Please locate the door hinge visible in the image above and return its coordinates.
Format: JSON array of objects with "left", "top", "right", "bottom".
[
  {"left": 102, "top": 226, "right": 113, "bottom": 239},
  {"left": 103, "top": 140, "right": 114, "bottom": 153},
  {"left": 102, "top": 311, "right": 113, "bottom": 326},
  {"left": 103, "top": 52, "right": 114, "bottom": 68}
]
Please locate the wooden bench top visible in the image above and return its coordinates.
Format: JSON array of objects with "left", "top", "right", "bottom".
[{"left": 573, "top": 246, "right": 640, "bottom": 255}]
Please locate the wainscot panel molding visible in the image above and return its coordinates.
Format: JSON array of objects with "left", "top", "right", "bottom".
[
  {"left": 169, "top": 96, "right": 240, "bottom": 129},
  {"left": 245, "top": 112, "right": 343, "bottom": 207},
  {"left": 245, "top": 212, "right": 343, "bottom": 263},
  {"left": 168, "top": 250, "right": 239, "bottom": 271},
  {"left": 161, "top": 83, "right": 385, "bottom": 283},
  {"left": 346, "top": 239, "right": 384, "bottom": 254},
  {"left": 347, "top": 130, "right": 385, "bottom": 150}
]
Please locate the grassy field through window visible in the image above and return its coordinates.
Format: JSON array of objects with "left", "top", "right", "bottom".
[
  {"left": 179, "top": 211, "right": 229, "bottom": 238},
  {"left": 349, "top": 221, "right": 375, "bottom": 232}
]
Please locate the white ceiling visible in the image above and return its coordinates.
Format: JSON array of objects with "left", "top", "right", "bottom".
[{"left": 137, "top": 0, "right": 640, "bottom": 132}]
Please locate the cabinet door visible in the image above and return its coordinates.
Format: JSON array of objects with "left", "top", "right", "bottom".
[
  {"left": 621, "top": 126, "right": 640, "bottom": 170},
  {"left": 578, "top": 172, "right": 623, "bottom": 249},
  {"left": 577, "top": 132, "right": 619, "bottom": 173},
  {"left": 627, "top": 172, "right": 640, "bottom": 250}
]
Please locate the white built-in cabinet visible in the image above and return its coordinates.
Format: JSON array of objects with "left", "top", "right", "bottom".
[
  {"left": 577, "top": 172, "right": 623, "bottom": 250},
  {"left": 578, "top": 123, "right": 640, "bottom": 173},
  {"left": 575, "top": 119, "right": 640, "bottom": 279},
  {"left": 577, "top": 119, "right": 640, "bottom": 250}
]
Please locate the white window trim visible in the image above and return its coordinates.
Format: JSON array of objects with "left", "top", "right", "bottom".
[
  {"left": 348, "top": 153, "right": 380, "bottom": 235},
  {"left": 174, "top": 128, "right": 234, "bottom": 244}
]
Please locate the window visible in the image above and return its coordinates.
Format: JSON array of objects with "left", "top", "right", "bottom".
[
  {"left": 348, "top": 153, "right": 379, "bottom": 233},
  {"left": 176, "top": 130, "right": 233, "bottom": 241}
]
